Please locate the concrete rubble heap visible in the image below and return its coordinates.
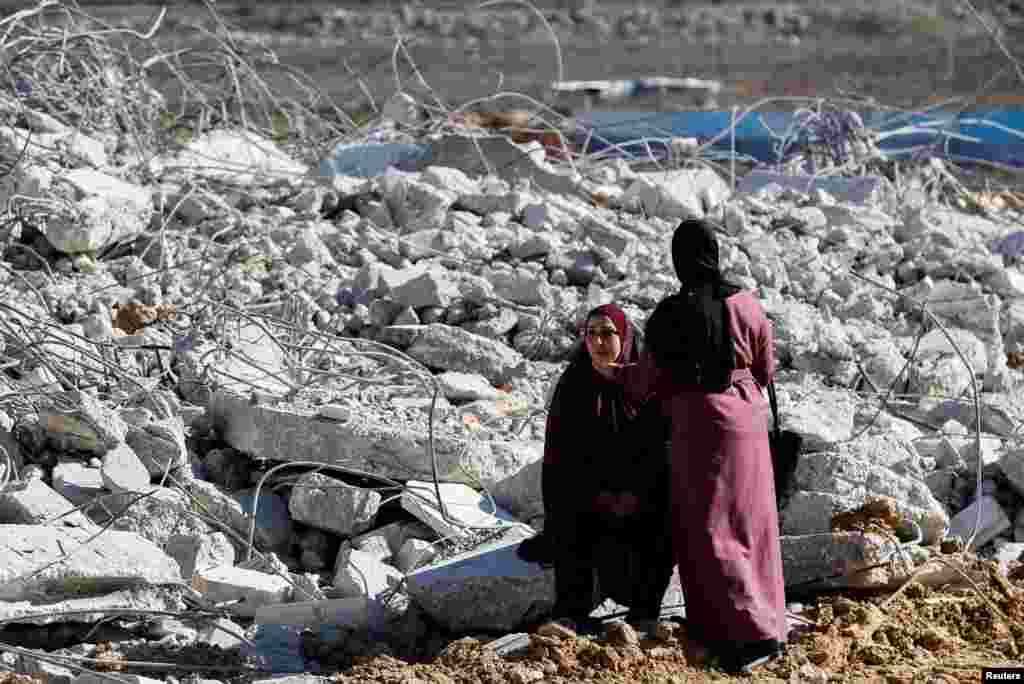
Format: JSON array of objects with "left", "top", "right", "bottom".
[{"left": 1, "top": 9, "right": 1024, "bottom": 684}]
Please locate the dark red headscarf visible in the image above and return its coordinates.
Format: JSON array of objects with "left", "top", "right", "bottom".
[{"left": 585, "top": 303, "right": 633, "bottom": 365}]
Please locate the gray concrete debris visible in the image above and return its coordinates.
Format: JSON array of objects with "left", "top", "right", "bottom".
[
  {"left": 184, "top": 479, "right": 293, "bottom": 553},
  {"left": 436, "top": 371, "right": 504, "bottom": 402},
  {"left": 40, "top": 390, "right": 127, "bottom": 455},
  {"left": 125, "top": 416, "right": 189, "bottom": 476},
  {"left": 0, "top": 525, "right": 181, "bottom": 601},
  {"left": 288, "top": 472, "right": 381, "bottom": 537},
  {"left": 51, "top": 462, "right": 105, "bottom": 508},
  {"left": 791, "top": 452, "right": 950, "bottom": 544},
  {"left": 618, "top": 168, "right": 730, "bottom": 221},
  {"left": 948, "top": 495, "right": 1012, "bottom": 549},
  {"left": 192, "top": 564, "right": 293, "bottom": 616},
  {"left": 43, "top": 169, "right": 152, "bottom": 254},
  {"left": 401, "top": 480, "right": 519, "bottom": 539},
  {"left": 209, "top": 392, "right": 539, "bottom": 487},
  {"left": 425, "top": 134, "right": 581, "bottom": 196},
  {"left": 780, "top": 532, "right": 908, "bottom": 590},
  {"left": 406, "top": 529, "right": 550, "bottom": 633},
  {"left": 0, "top": 479, "right": 95, "bottom": 529},
  {"left": 332, "top": 548, "right": 403, "bottom": 599},
  {"left": 0, "top": 586, "right": 185, "bottom": 626},
  {"left": 166, "top": 531, "right": 236, "bottom": 581},
  {"left": 737, "top": 170, "right": 892, "bottom": 206},
  {"left": 405, "top": 323, "right": 528, "bottom": 384},
  {"left": 97, "top": 487, "right": 213, "bottom": 548},
  {"left": 100, "top": 442, "right": 151, "bottom": 494}
]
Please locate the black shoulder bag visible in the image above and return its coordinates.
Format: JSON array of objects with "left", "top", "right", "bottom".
[{"left": 767, "top": 380, "right": 802, "bottom": 510}]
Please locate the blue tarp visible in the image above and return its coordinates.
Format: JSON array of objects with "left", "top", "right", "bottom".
[{"left": 575, "top": 108, "right": 1024, "bottom": 167}]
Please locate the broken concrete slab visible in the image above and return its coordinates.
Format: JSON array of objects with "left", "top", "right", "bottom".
[
  {"left": 401, "top": 480, "right": 518, "bottom": 539},
  {"left": 394, "top": 538, "right": 438, "bottom": 574},
  {"left": 209, "top": 392, "right": 539, "bottom": 487},
  {"left": 100, "top": 442, "right": 150, "bottom": 494},
  {"left": 781, "top": 491, "right": 948, "bottom": 545},
  {"left": 406, "top": 529, "right": 550, "bottom": 633},
  {"left": 489, "top": 449, "right": 545, "bottom": 522},
  {"left": 288, "top": 472, "right": 381, "bottom": 538},
  {"left": 404, "top": 323, "right": 528, "bottom": 385},
  {"left": 74, "top": 671, "right": 162, "bottom": 684},
  {"left": 781, "top": 532, "right": 905, "bottom": 591},
  {"left": 125, "top": 417, "right": 189, "bottom": 477},
  {"left": 44, "top": 169, "right": 152, "bottom": 254},
  {"left": 619, "top": 167, "right": 730, "bottom": 221},
  {"left": 333, "top": 548, "right": 403, "bottom": 599},
  {"left": 0, "top": 479, "right": 95, "bottom": 529},
  {"left": 165, "top": 532, "right": 236, "bottom": 581},
  {"left": 948, "top": 495, "right": 1012, "bottom": 549},
  {"left": 40, "top": 390, "right": 127, "bottom": 455},
  {"left": 252, "top": 597, "right": 383, "bottom": 632},
  {"left": 424, "top": 134, "right": 581, "bottom": 196},
  {"left": 192, "top": 564, "right": 293, "bottom": 616},
  {"left": 0, "top": 525, "right": 181, "bottom": 601},
  {"left": 737, "top": 170, "right": 892, "bottom": 206},
  {"left": 96, "top": 486, "right": 213, "bottom": 549},
  {"left": 436, "top": 371, "right": 503, "bottom": 402},
  {"left": 0, "top": 586, "right": 185, "bottom": 626}
]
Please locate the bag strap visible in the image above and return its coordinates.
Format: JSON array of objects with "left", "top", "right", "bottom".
[{"left": 767, "top": 380, "right": 781, "bottom": 437}]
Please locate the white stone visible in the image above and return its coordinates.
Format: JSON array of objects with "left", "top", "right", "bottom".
[
  {"left": 0, "top": 479, "right": 95, "bottom": 529},
  {"left": 332, "top": 548, "right": 402, "bottom": 599},
  {"left": 288, "top": 472, "right": 381, "bottom": 537},
  {"left": 192, "top": 565, "right": 293, "bottom": 616},
  {"left": 619, "top": 168, "right": 730, "bottom": 221},
  {"left": 100, "top": 442, "right": 151, "bottom": 494},
  {"left": 165, "top": 532, "right": 236, "bottom": 580},
  {"left": 51, "top": 462, "right": 104, "bottom": 508},
  {"left": 394, "top": 538, "right": 438, "bottom": 573},
  {"left": 401, "top": 480, "right": 518, "bottom": 539},
  {"left": 0, "top": 525, "right": 181, "bottom": 601},
  {"left": 43, "top": 169, "right": 152, "bottom": 254}
]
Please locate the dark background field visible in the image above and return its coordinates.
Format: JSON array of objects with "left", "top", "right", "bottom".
[{"left": 6, "top": 0, "right": 1024, "bottom": 118}]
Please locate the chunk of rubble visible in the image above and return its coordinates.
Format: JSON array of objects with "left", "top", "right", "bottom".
[
  {"left": 948, "top": 495, "right": 1012, "bottom": 549},
  {"left": 192, "top": 565, "right": 293, "bottom": 616},
  {"left": 401, "top": 480, "right": 518, "bottom": 539},
  {"left": 737, "top": 170, "right": 892, "bottom": 206},
  {"left": 0, "top": 586, "right": 185, "bottom": 626},
  {"left": 125, "top": 417, "right": 189, "bottom": 476},
  {"left": 166, "top": 532, "right": 236, "bottom": 581},
  {"left": 781, "top": 532, "right": 908, "bottom": 590},
  {"left": 436, "top": 371, "right": 503, "bottom": 402},
  {"left": 51, "top": 461, "right": 105, "bottom": 508},
  {"left": 288, "top": 472, "right": 381, "bottom": 537},
  {"left": 40, "top": 390, "right": 127, "bottom": 455},
  {"left": 618, "top": 168, "right": 730, "bottom": 221},
  {"left": 332, "top": 548, "right": 403, "bottom": 599},
  {"left": 404, "top": 323, "right": 527, "bottom": 384},
  {"left": 209, "top": 392, "right": 539, "bottom": 486},
  {"left": 100, "top": 442, "right": 151, "bottom": 493},
  {"left": 184, "top": 479, "right": 293, "bottom": 552},
  {"left": 0, "top": 525, "right": 181, "bottom": 601},
  {"left": 43, "top": 169, "right": 152, "bottom": 254},
  {"left": 154, "top": 129, "right": 308, "bottom": 184},
  {"left": 0, "top": 479, "right": 95, "bottom": 529},
  {"left": 790, "top": 453, "right": 950, "bottom": 544},
  {"left": 425, "top": 134, "right": 580, "bottom": 195},
  {"left": 406, "top": 529, "right": 550, "bottom": 632}
]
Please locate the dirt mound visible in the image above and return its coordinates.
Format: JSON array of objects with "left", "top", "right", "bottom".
[{"left": 783, "top": 560, "right": 1024, "bottom": 680}]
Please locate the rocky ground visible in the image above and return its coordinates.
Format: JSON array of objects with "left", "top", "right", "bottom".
[{"left": 1, "top": 1, "right": 1024, "bottom": 684}]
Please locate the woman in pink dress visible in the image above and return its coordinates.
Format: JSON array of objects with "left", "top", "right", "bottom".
[{"left": 626, "top": 218, "right": 787, "bottom": 674}]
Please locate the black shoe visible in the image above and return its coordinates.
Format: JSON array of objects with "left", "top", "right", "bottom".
[
  {"left": 516, "top": 533, "right": 555, "bottom": 567},
  {"left": 717, "top": 639, "right": 784, "bottom": 675}
]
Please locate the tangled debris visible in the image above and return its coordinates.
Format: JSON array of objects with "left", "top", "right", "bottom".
[{"left": 1, "top": 1, "right": 1024, "bottom": 683}]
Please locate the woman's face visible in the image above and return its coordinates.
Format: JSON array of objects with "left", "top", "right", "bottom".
[{"left": 584, "top": 315, "right": 622, "bottom": 369}]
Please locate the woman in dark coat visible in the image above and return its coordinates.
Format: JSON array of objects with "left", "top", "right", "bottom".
[
  {"left": 626, "top": 219, "right": 787, "bottom": 674},
  {"left": 518, "top": 303, "right": 674, "bottom": 632}
]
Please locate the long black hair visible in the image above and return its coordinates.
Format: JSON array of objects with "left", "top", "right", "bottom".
[{"left": 644, "top": 218, "right": 742, "bottom": 391}]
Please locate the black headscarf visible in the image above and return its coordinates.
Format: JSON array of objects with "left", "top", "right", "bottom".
[{"left": 645, "top": 218, "right": 743, "bottom": 392}]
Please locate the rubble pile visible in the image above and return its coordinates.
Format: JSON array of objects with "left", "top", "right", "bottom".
[{"left": 1, "top": 2, "right": 1024, "bottom": 683}]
